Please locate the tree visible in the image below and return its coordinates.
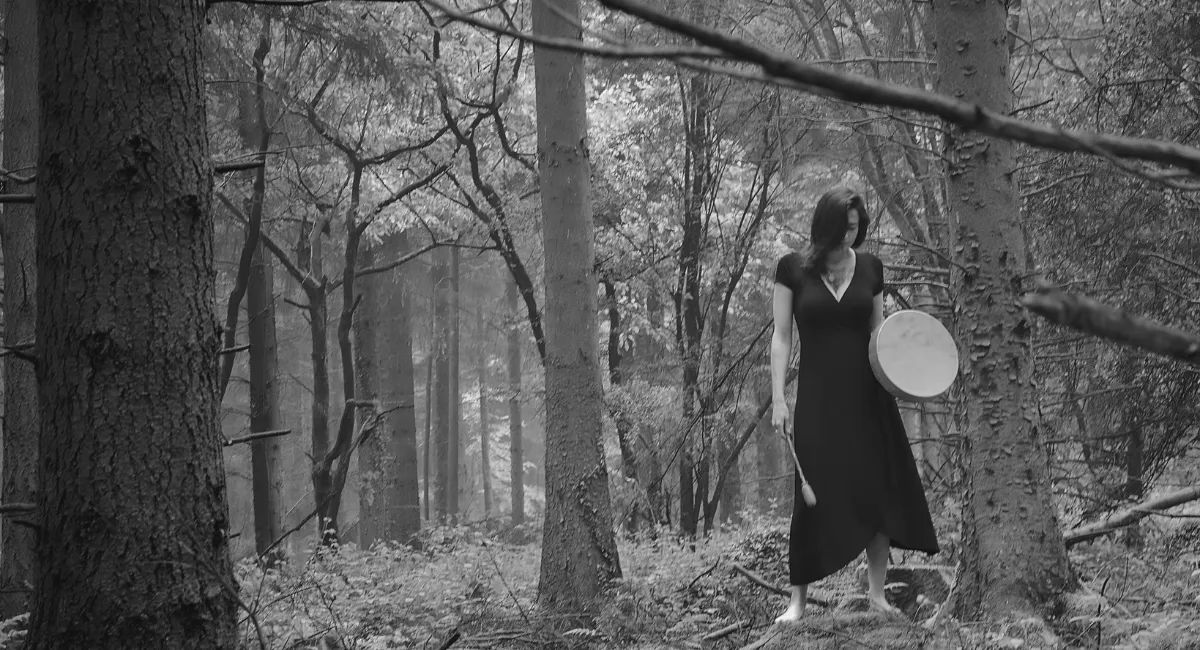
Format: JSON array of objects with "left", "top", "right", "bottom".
[
  {"left": 506, "top": 276, "right": 526, "bottom": 525},
  {"left": 247, "top": 240, "right": 286, "bottom": 560},
  {"left": 533, "top": 0, "right": 622, "bottom": 615},
  {"left": 0, "top": 0, "right": 39, "bottom": 619},
  {"left": 358, "top": 230, "right": 422, "bottom": 545},
  {"left": 28, "top": 0, "right": 238, "bottom": 645},
  {"left": 932, "top": 0, "right": 1075, "bottom": 618},
  {"left": 240, "top": 15, "right": 285, "bottom": 562}
]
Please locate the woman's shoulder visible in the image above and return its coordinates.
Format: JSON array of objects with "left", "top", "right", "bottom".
[
  {"left": 856, "top": 249, "right": 885, "bottom": 270},
  {"left": 775, "top": 251, "right": 806, "bottom": 286}
]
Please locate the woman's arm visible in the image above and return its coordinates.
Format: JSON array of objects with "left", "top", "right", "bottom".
[{"left": 771, "top": 282, "right": 796, "bottom": 430}]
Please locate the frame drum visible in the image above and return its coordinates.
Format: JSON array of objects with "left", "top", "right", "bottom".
[{"left": 869, "top": 310, "right": 958, "bottom": 402}]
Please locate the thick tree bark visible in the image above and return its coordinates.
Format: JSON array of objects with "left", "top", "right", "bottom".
[
  {"left": 506, "top": 277, "right": 525, "bottom": 525},
  {"left": 0, "top": 0, "right": 39, "bottom": 619},
  {"left": 29, "top": 1, "right": 239, "bottom": 645},
  {"left": 248, "top": 242, "right": 285, "bottom": 561},
  {"left": 934, "top": 0, "right": 1074, "bottom": 619},
  {"left": 533, "top": 0, "right": 622, "bottom": 616}
]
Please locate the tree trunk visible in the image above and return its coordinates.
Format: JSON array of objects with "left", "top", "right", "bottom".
[
  {"left": 604, "top": 280, "right": 639, "bottom": 534},
  {"left": 478, "top": 308, "right": 493, "bottom": 518},
  {"left": 241, "top": 16, "right": 283, "bottom": 563},
  {"left": 716, "top": 410, "right": 742, "bottom": 528},
  {"left": 360, "top": 231, "right": 422, "bottom": 544},
  {"left": 423, "top": 350, "right": 433, "bottom": 522},
  {"left": 449, "top": 247, "right": 462, "bottom": 522},
  {"left": 383, "top": 231, "right": 423, "bottom": 542},
  {"left": 533, "top": 0, "right": 623, "bottom": 616},
  {"left": 302, "top": 219, "right": 333, "bottom": 542},
  {"left": 356, "top": 243, "right": 381, "bottom": 547},
  {"left": 433, "top": 247, "right": 451, "bottom": 522},
  {"left": 506, "top": 277, "right": 525, "bottom": 525},
  {"left": 29, "top": 1, "right": 239, "bottom": 645},
  {"left": 754, "top": 371, "right": 788, "bottom": 515},
  {"left": 933, "top": 0, "right": 1074, "bottom": 619},
  {"left": 0, "top": 0, "right": 39, "bottom": 619},
  {"left": 676, "top": 44, "right": 712, "bottom": 538},
  {"left": 248, "top": 242, "right": 285, "bottom": 562}
]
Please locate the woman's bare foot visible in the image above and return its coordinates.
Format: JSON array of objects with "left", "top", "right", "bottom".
[
  {"left": 774, "top": 601, "right": 805, "bottom": 623},
  {"left": 867, "top": 594, "right": 903, "bottom": 617},
  {"left": 774, "top": 585, "right": 808, "bottom": 623}
]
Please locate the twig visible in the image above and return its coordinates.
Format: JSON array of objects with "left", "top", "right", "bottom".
[
  {"left": 729, "top": 563, "right": 830, "bottom": 607},
  {"left": 221, "top": 343, "right": 251, "bottom": 355},
  {"left": 0, "top": 194, "right": 35, "bottom": 204},
  {"left": 225, "top": 429, "right": 293, "bottom": 447},
  {"left": 436, "top": 629, "right": 461, "bottom": 650},
  {"left": 738, "top": 629, "right": 780, "bottom": 650},
  {"left": 686, "top": 558, "right": 721, "bottom": 592},
  {"left": 703, "top": 620, "right": 750, "bottom": 641}
]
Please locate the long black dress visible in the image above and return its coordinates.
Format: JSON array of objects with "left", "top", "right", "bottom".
[{"left": 774, "top": 250, "right": 939, "bottom": 586}]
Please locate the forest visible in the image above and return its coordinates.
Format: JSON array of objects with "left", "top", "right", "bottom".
[{"left": 0, "top": 0, "right": 1198, "bottom": 648}]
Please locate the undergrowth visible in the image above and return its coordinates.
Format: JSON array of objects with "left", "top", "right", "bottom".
[{"left": 0, "top": 515, "right": 1196, "bottom": 648}]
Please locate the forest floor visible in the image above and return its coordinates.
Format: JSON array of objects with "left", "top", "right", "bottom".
[
  {"left": 210, "top": 514, "right": 1200, "bottom": 650},
  {"left": 1, "top": 515, "right": 1196, "bottom": 649}
]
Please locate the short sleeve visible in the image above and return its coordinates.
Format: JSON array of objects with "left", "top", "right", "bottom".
[
  {"left": 774, "top": 253, "right": 801, "bottom": 291},
  {"left": 871, "top": 253, "right": 885, "bottom": 296}
]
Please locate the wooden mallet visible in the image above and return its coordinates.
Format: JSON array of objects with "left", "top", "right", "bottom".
[{"left": 777, "top": 420, "right": 817, "bottom": 507}]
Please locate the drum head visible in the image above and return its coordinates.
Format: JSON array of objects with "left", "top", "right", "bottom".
[{"left": 869, "top": 310, "right": 958, "bottom": 401}]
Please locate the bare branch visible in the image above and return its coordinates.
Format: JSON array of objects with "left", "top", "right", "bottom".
[
  {"left": 1020, "top": 284, "right": 1200, "bottom": 366},
  {"left": 1065, "top": 485, "right": 1200, "bottom": 547},
  {"left": 0, "top": 194, "right": 35, "bottom": 204},
  {"left": 213, "top": 159, "right": 266, "bottom": 174},
  {"left": 0, "top": 503, "right": 36, "bottom": 516},
  {"left": 0, "top": 166, "right": 35, "bottom": 184},
  {"left": 422, "top": 0, "right": 728, "bottom": 60},
  {"left": 225, "top": 429, "right": 293, "bottom": 447}
]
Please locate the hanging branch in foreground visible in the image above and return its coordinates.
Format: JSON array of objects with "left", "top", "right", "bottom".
[
  {"left": 1020, "top": 284, "right": 1200, "bottom": 367},
  {"left": 1064, "top": 485, "right": 1200, "bottom": 547},
  {"left": 519, "top": 0, "right": 1200, "bottom": 181},
  {"left": 0, "top": 195, "right": 35, "bottom": 204}
]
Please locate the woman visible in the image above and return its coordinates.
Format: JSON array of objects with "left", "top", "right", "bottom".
[{"left": 770, "top": 187, "right": 939, "bottom": 621}]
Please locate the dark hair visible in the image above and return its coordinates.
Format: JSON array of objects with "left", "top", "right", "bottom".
[{"left": 802, "top": 187, "right": 869, "bottom": 276}]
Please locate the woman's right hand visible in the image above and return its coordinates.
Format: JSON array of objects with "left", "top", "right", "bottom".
[{"left": 771, "top": 400, "right": 790, "bottom": 436}]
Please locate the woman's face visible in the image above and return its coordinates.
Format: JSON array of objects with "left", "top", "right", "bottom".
[{"left": 842, "top": 208, "right": 861, "bottom": 247}]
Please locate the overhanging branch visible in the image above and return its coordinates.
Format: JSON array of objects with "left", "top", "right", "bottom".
[
  {"left": 1020, "top": 284, "right": 1200, "bottom": 367},
  {"left": 576, "top": 0, "right": 1200, "bottom": 178}
]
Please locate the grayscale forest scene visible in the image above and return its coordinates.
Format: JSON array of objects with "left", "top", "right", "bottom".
[{"left": 0, "top": 0, "right": 1198, "bottom": 648}]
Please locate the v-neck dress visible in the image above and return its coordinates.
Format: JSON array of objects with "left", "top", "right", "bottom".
[{"left": 774, "top": 250, "right": 939, "bottom": 586}]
